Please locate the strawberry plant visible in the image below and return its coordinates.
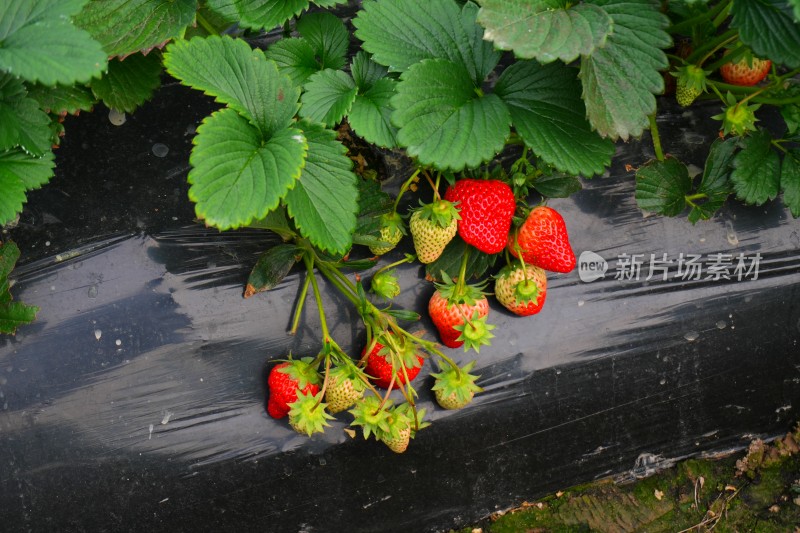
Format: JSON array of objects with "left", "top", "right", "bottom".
[{"left": 1, "top": 0, "right": 799, "bottom": 450}]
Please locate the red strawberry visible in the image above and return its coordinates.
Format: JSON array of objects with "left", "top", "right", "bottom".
[
  {"left": 495, "top": 262, "right": 547, "bottom": 316},
  {"left": 266, "top": 359, "right": 321, "bottom": 419},
  {"left": 509, "top": 206, "right": 576, "bottom": 273},
  {"left": 444, "top": 179, "right": 516, "bottom": 254},
  {"left": 428, "top": 274, "right": 493, "bottom": 351},
  {"left": 720, "top": 54, "right": 771, "bottom": 86},
  {"left": 363, "top": 335, "right": 423, "bottom": 389}
]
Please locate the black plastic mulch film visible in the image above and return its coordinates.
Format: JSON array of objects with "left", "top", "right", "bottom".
[{"left": 2, "top": 38, "right": 800, "bottom": 533}]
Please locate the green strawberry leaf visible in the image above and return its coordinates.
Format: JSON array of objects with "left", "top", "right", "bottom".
[
  {"left": 635, "top": 156, "right": 692, "bottom": 216},
  {"left": 0, "top": 300, "right": 39, "bottom": 335},
  {"left": 284, "top": 122, "right": 357, "bottom": 255},
  {"left": 0, "top": 0, "right": 107, "bottom": 86},
  {"left": 265, "top": 38, "right": 321, "bottom": 87},
  {"left": 688, "top": 137, "right": 736, "bottom": 223},
  {"left": 477, "top": 0, "right": 613, "bottom": 63},
  {"left": 495, "top": 60, "right": 614, "bottom": 177},
  {"left": 204, "top": 0, "right": 240, "bottom": 21},
  {"left": 244, "top": 243, "right": 301, "bottom": 298},
  {"left": 313, "top": 0, "right": 347, "bottom": 6},
  {"left": 0, "top": 149, "right": 55, "bottom": 226},
  {"left": 188, "top": 108, "right": 307, "bottom": 230},
  {"left": 348, "top": 52, "right": 398, "bottom": 148},
  {"left": 164, "top": 36, "right": 300, "bottom": 136},
  {"left": 26, "top": 84, "right": 95, "bottom": 115},
  {"left": 425, "top": 236, "right": 497, "bottom": 281},
  {"left": 354, "top": 0, "right": 501, "bottom": 84},
  {"left": 90, "top": 53, "right": 162, "bottom": 113},
  {"left": 781, "top": 148, "right": 800, "bottom": 217},
  {"left": 236, "top": 0, "right": 308, "bottom": 31},
  {"left": 783, "top": 103, "right": 800, "bottom": 135},
  {"left": 533, "top": 173, "right": 583, "bottom": 198},
  {"left": 299, "top": 69, "right": 358, "bottom": 127},
  {"left": 392, "top": 59, "right": 510, "bottom": 171},
  {"left": 731, "top": 129, "right": 781, "bottom": 206},
  {"left": 579, "top": 0, "right": 670, "bottom": 140},
  {"left": 349, "top": 78, "right": 399, "bottom": 149},
  {"left": 246, "top": 205, "right": 296, "bottom": 241},
  {"left": 0, "top": 241, "right": 36, "bottom": 333},
  {"left": 731, "top": 0, "right": 800, "bottom": 69},
  {"left": 0, "top": 75, "right": 52, "bottom": 156},
  {"left": 75, "top": 0, "right": 197, "bottom": 57},
  {"left": 296, "top": 11, "right": 349, "bottom": 71},
  {"left": 351, "top": 51, "right": 388, "bottom": 89}
]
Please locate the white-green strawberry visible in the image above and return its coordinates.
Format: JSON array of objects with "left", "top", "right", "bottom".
[
  {"left": 409, "top": 199, "right": 460, "bottom": 264},
  {"left": 324, "top": 365, "right": 365, "bottom": 414},
  {"left": 431, "top": 361, "right": 482, "bottom": 410},
  {"left": 369, "top": 212, "right": 406, "bottom": 256},
  {"left": 288, "top": 390, "right": 334, "bottom": 436}
]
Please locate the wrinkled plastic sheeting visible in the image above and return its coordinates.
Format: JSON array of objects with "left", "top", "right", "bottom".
[{"left": 1, "top": 82, "right": 800, "bottom": 532}]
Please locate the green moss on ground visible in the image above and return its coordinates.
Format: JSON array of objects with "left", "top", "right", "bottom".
[{"left": 455, "top": 427, "right": 800, "bottom": 533}]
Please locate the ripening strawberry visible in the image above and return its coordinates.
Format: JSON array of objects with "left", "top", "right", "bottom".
[
  {"left": 369, "top": 212, "right": 405, "bottom": 256},
  {"left": 409, "top": 199, "right": 460, "bottom": 263},
  {"left": 428, "top": 274, "right": 493, "bottom": 351},
  {"left": 266, "top": 359, "right": 322, "bottom": 419},
  {"left": 720, "top": 54, "right": 771, "bottom": 86},
  {"left": 444, "top": 179, "right": 516, "bottom": 254},
  {"left": 363, "top": 335, "right": 424, "bottom": 389},
  {"left": 509, "top": 206, "right": 576, "bottom": 273},
  {"left": 495, "top": 262, "right": 548, "bottom": 316}
]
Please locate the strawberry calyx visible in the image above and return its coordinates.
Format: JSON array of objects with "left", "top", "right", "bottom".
[
  {"left": 453, "top": 310, "right": 495, "bottom": 352},
  {"left": 434, "top": 271, "right": 488, "bottom": 307},
  {"left": 370, "top": 269, "right": 401, "bottom": 299},
  {"left": 413, "top": 198, "right": 461, "bottom": 228},
  {"left": 277, "top": 356, "right": 323, "bottom": 390},
  {"left": 712, "top": 92, "right": 760, "bottom": 137},
  {"left": 349, "top": 395, "right": 393, "bottom": 440},
  {"left": 430, "top": 361, "right": 482, "bottom": 410},
  {"left": 673, "top": 64, "right": 709, "bottom": 94},
  {"left": 288, "top": 390, "right": 334, "bottom": 436}
]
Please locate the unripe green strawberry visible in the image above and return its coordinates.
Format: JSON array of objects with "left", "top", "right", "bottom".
[
  {"left": 712, "top": 92, "right": 761, "bottom": 137},
  {"left": 673, "top": 65, "right": 708, "bottom": 108},
  {"left": 324, "top": 366, "right": 365, "bottom": 414},
  {"left": 431, "top": 361, "right": 482, "bottom": 410},
  {"left": 369, "top": 212, "right": 406, "bottom": 255},
  {"left": 370, "top": 269, "right": 401, "bottom": 299},
  {"left": 676, "top": 82, "right": 701, "bottom": 107},
  {"left": 495, "top": 263, "right": 548, "bottom": 316},
  {"left": 409, "top": 199, "right": 460, "bottom": 263}
]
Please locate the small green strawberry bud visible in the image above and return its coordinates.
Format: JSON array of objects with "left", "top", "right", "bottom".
[
  {"left": 370, "top": 269, "right": 401, "bottom": 300},
  {"left": 712, "top": 92, "right": 760, "bottom": 137}
]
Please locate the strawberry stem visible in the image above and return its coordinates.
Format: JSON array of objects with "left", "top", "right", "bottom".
[
  {"left": 392, "top": 168, "right": 422, "bottom": 213},
  {"left": 648, "top": 114, "right": 665, "bottom": 162},
  {"left": 289, "top": 272, "right": 312, "bottom": 335},
  {"left": 303, "top": 253, "right": 331, "bottom": 343},
  {"left": 454, "top": 246, "right": 471, "bottom": 296},
  {"left": 668, "top": 0, "right": 731, "bottom": 35}
]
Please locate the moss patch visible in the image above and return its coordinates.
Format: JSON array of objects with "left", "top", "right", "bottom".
[{"left": 456, "top": 427, "right": 800, "bottom": 533}]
